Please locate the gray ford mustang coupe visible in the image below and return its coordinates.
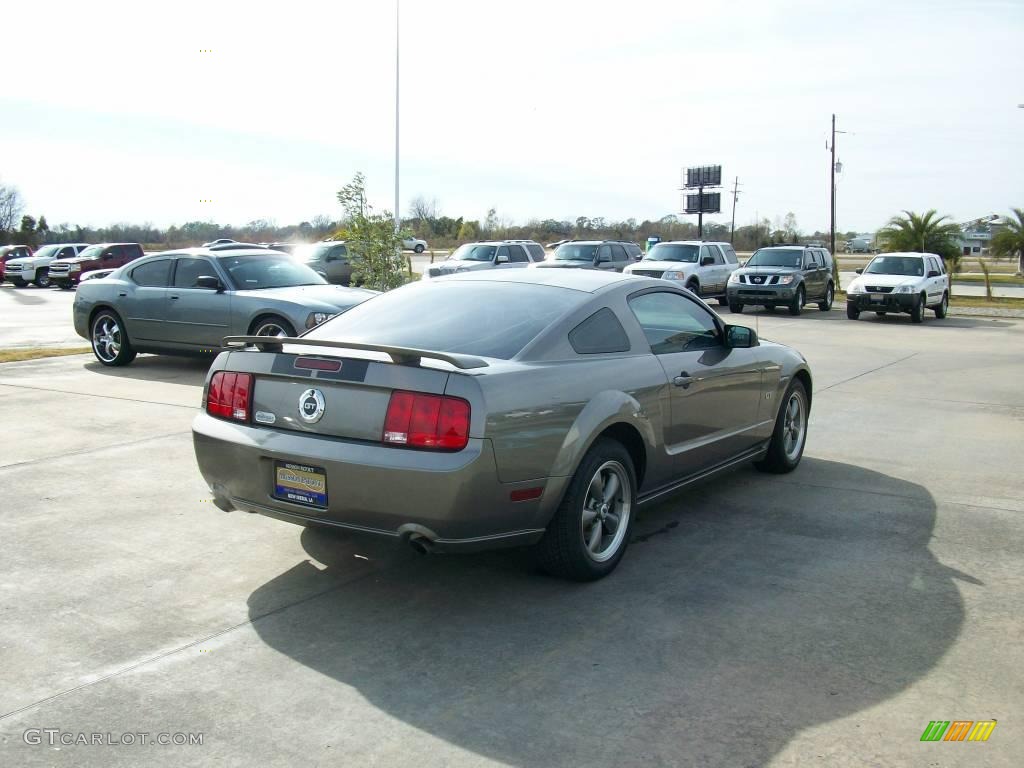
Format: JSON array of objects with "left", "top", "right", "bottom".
[
  {"left": 193, "top": 270, "right": 812, "bottom": 580},
  {"left": 73, "top": 248, "right": 378, "bottom": 366}
]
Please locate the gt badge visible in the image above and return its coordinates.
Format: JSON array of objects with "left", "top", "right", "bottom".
[{"left": 298, "top": 389, "right": 326, "bottom": 423}]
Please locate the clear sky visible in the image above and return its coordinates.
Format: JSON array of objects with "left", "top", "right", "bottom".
[{"left": 1, "top": 0, "right": 1021, "bottom": 234}]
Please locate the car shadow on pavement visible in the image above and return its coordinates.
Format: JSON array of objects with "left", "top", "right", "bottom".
[
  {"left": 246, "top": 458, "right": 967, "bottom": 767},
  {"left": 83, "top": 355, "right": 212, "bottom": 386}
]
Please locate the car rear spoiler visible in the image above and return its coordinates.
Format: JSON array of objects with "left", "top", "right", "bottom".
[{"left": 222, "top": 336, "right": 489, "bottom": 370}]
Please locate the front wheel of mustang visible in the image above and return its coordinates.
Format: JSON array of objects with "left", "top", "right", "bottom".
[
  {"left": 534, "top": 438, "right": 636, "bottom": 581},
  {"left": 91, "top": 310, "right": 137, "bottom": 366},
  {"left": 755, "top": 379, "right": 808, "bottom": 474}
]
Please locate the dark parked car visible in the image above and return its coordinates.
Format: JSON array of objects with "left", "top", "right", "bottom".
[
  {"left": 49, "top": 243, "right": 145, "bottom": 288},
  {"left": 192, "top": 269, "right": 812, "bottom": 581},
  {"left": 726, "top": 245, "right": 835, "bottom": 315},
  {"left": 532, "top": 240, "right": 633, "bottom": 272},
  {"left": 293, "top": 242, "right": 355, "bottom": 285},
  {"left": 74, "top": 248, "right": 378, "bottom": 366}
]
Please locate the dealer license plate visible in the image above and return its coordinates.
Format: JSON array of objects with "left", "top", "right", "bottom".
[{"left": 273, "top": 462, "right": 328, "bottom": 508}]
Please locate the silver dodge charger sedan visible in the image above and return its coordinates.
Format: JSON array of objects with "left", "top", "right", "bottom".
[
  {"left": 72, "top": 248, "right": 377, "bottom": 366},
  {"left": 193, "top": 270, "right": 812, "bottom": 580}
]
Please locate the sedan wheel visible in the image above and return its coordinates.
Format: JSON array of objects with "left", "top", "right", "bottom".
[
  {"left": 91, "top": 311, "right": 136, "bottom": 367},
  {"left": 755, "top": 379, "right": 808, "bottom": 473},
  {"left": 252, "top": 317, "right": 296, "bottom": 338},
  {"left": 535, "top": 438, "right": 635, "bottom": 581}
]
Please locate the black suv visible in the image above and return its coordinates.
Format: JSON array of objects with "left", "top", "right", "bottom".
[
  {"left": 726, "top": 245, "right": 835, "bottom": 315},
  {"left": 533, "top": 240, "right": 635, "bottom": 271}
]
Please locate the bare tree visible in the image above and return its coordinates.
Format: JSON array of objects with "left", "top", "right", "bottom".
[
  {"left": 408, "top": 196, "right": 440, "bottom": 223},
  {"left": 0, "top": 180, "right": 25, "bottom": 233}
]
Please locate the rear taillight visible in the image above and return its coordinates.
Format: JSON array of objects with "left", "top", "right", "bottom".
[
  {"left": 206, "top": 372, "right": 253, "bottom": 422},
  {"left": 383, "top": 391, "right": 470, "bottom": 451}
]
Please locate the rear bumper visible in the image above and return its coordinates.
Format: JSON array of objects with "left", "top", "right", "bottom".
[
  {"left": 847, "top": 293, "right": 916, "bottom": 312},
  {"left": 192, "top": 412, "right": 554, "bottom": 551}
]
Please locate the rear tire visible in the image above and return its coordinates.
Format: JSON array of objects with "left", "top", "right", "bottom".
[
  {"left": 534, "top": 438, "right": 636, "bottom": 581},
  {"left": 818, "top": 283, "right": 834, "bottom": 311},
  {"left": 755, "top": 379, "right": 808, "bottom": 474},
  {"left": 788, "top": 286, "right": 804, "bottom": 316},
  {"left": 933, "top": 291, "right": 948, "bottom": 319},
  {"left": 846, "top": 303, "right": 859, "bottom": 320},
  {"left": 11, "top": 279, "right": 27, "bottom": 288},
  {"left": 729, "top": 302, "right": 743, "bottom": 314},
  {"left": 910, "top": 294, "right": 925, "bottom": 324},
  {"left": 90, "top": 309, "right": 137, "bottom": 367}
]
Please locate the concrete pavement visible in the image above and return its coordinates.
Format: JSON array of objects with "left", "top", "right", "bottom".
[{"left": 1, "top": 310, "right": 1022, "bottom": 766}]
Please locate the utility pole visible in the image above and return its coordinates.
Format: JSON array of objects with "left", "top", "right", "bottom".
[
  {"left": 393, "top": 0, "right": 400, "bottom": 234},
  {"left": 730, "top": 176, "right": 741, "bottom": 245},
  {"left": 830, "top": 113, "right": 836, "bottom": 256}
]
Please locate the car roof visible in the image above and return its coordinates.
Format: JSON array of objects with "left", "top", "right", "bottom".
[
  {"left": 440, "top": 267, "right": 642, "bottom": 293},
  {"left": 872, "top": 251, "right": 935, "bottom": 259},
  {"left": 143, "top": 247, "right": 286, "bottom": 258},
  {"left": 658, "top": 240, "right": 731, "bottom": 246}
]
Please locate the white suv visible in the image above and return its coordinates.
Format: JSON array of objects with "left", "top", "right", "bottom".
[
  {"left": 845, "top": 252, "right": 950, "bottom": 323},
  {"left": 3, "top": 243, "right": 90, "bottom": 288},
  {"left": 624, "top": 241, "right": 740, "bottom": 305}
]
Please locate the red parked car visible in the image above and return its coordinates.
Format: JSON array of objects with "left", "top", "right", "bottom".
[
  {"left": 48, "top": 243, "right": 144, "bottom": 289},
  {"left": 0, "top": 245, "right": 34, "bottom": 285}
]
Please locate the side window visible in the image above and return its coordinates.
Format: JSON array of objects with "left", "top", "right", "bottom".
[
  {"left": 708, "top": 245, "right": 725, "bottom": 265},
  {"left": 131, "top": 260, "right": 171, "bottom": 287},
  {"left": 338, "top": 245, "right": 348, "bottom": 258},
  {"left": 628, "top": 291, "right": 720, "bottom": 354},
  {"left": 57, "top": 247, "right": 75, "bottom": 258},
  {"left": 699, "top": 245, "right": 711, "bottom": 264},
  {"left": 494, "top": 246, "right": 510, "bottom": 262},
  {"left": 723, "top": 245, "right": 738, "bottom": 264},
  {"left": 101, "top": 247, "right": 116, "bottom": 261},
  {"left": 508, "top": 245, "right": 528, "bottom": 263},
  {"left": 610, "top": 243, "right": 628, "bottom": 262},
  {"left": 527, "top": 244, "right": 545, "bottom": 261},
  {"left": 597, "top": 245, "right": 612, "bottom": 263},
  {"left": 569, "top": 308, "right": 631, "bottom": 354},
  {"left": 173, "top": 258, "right": 216, "bottom": 288}
]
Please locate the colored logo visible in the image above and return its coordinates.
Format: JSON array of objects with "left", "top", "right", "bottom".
[
  {"left": 298, "top": 389, "right": 326, "bottom": 423},
  {"left": 920, "top": 720, "right": 997, "bottom": 742}
]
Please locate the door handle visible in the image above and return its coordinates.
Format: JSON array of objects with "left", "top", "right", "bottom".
[
  {"left": 118, "top": 292, "right": 127, "bottom": 297},
  {"left": 673, "top": 372, "right": 694, "bottom": 388},
  {"left": 169, "top": 295, "right": 180, "bottom": 300}
]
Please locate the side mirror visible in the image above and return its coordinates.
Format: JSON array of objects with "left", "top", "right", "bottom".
[
  {"left": 495, "top": 253, "right": 510, "bottom": 264},
  {"left": 927, "top": 270, "right": 940, "bottom": 278},
  {"left": 855, "top": 268, "right": 863, "bottom": 274},
  {"left": 195, "top": 275, "right": 223, "bottom": 291},
  {"left": 700, "top": 256, "right": 714, "bottom": 266},
  {"left": 725, "top": 325, "right": 757, "bottom": 348}
]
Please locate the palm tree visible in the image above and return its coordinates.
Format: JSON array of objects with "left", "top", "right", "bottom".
[
  {"left": 876, "top": 209, "right": 962, "bottom": 274},
  {"left": 990, "top": 208, "right": 1024, "bottom": 275}
]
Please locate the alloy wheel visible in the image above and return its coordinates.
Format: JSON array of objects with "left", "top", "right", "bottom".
[
  {"left": 782, "top": 391, "right": 806, "bottom": 461},
  {"left": 581, "top": 460, "right": 631, "bottom": 563},
  {"left": 92, "top": 316, "right": 122, "bottom": 363}
]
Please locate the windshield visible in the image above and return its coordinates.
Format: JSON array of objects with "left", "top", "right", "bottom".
[
  {"left": 864, "top": 255, "right": 925, "bottom": 276},
  {"left": 306, "top": 281, "right": 581, "bottom": 359},
  {"left": 645, "top": 244, "right": 699, "bottom": 263},
  {"left": 219, "top": 254, "right": 326, "bottom": 289},
  {"left": 554, "top": 243, "right": 598, "bottom": 261},
  {"left": 293, "top": 243, "right": 334, "bottom": 262},
  {"left": 75, "top": 245, "right": 105, "bottom": 260},
  {"left": 32, "top": 245, "right": 60, "bottom": 259},
  {"left": 746, "top": 249, "right": 802, "bottom": 268},
  {"left": 448, "top": 244, "right": 496, "bottom": 262}
]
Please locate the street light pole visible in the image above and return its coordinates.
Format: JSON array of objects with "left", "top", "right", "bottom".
[
  {"left": 730, "top": 176, "right": 741, "bottom": 245},
  {"left": 394, "top": 0, "right": 400, "bottom": 234},
  {"left": 830, "top": 113, "right": 836, "bottom": 256}
]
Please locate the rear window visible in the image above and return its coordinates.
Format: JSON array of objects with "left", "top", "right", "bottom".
[{"left": 306, "top": 281, "right": 581, "bottom": 360}]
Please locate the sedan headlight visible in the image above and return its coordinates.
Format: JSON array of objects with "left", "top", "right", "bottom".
[
  {"left": 305, "top": 312, "right": 336, "bottom": 329},
  {"left": 777, "top": 275, "right": 796, "bottom": 285},
  {"left": 662, "top": 270, "right": 688, "bottom": 281}
]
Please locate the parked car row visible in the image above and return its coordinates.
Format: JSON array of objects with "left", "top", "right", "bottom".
[{"left": 1, "top": 243, "right": 145, "bottom": 288}]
